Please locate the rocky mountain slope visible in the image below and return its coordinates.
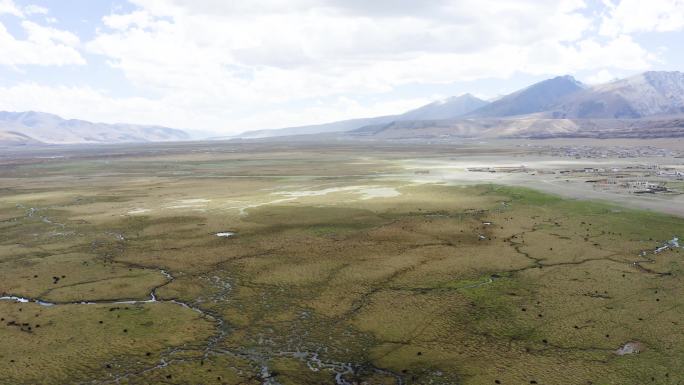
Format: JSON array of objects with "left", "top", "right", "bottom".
[
  {"left": 347, "top": 71, "right": 684, "bottom": 140},
  {"left": 548, "top": 71, "right": 684, "bottom": 118},
  {"left": 466, "top": 75, "right": 586, "bottom": 118}
]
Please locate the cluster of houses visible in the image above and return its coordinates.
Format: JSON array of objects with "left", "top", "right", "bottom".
[
  {"left": 465, "top": 161, "right": 683, "bottom": 195},
  {"left": 536, "top": 145, "right": 682, "bottom": 159},
  {"left": 578, "top": 166, "right": 682, "bottom": 194},
  {"left": 466, "top": 166, "right": 529, "bottom": 173}
]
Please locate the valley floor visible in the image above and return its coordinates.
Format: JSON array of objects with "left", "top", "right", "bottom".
[{"left": 1, "top": 139, "right": 683, "bottom": 384}]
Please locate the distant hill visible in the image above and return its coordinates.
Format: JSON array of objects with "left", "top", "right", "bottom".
[
  {"left": 548, "top": 71, "right": 684, "bottom": 118},
  {"left": 397, "top": 94, "right": 489, "bottom": 120},
  {"left": 0, "top": 111, "right": 190, "bottom": 145},
  {"left": 0, "top": 130, "right": 42, "bottom": 146},
  {"left": 465, "top": 75, "right": 586, "bottom": 118},
  {"left": 237, "top": 94, "right": 488, "bottom": 138},
  {"left": 349, "top": 117, "right": 684, "bottom": 140},
  {"left": 236, "top": 115, "right": 397, "bottom": 139}
]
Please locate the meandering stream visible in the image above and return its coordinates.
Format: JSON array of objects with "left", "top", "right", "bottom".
[{"left": 3, "top": 204, "right": 405, "bottom": 385}]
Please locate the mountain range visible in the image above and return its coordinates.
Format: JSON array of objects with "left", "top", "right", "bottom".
[
  {"left": 238, "top": 71, "right": 684, "bottom": 140},
  {"left": 0, "top": 111, "right": 190, "bottom": 146},
  {"left": 2, "top": 71, "right": 684, "bottom": 146}
]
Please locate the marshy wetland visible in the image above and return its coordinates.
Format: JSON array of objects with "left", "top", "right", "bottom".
[{"left": 1, "top": 140, "right": 684, "bottom": 384}]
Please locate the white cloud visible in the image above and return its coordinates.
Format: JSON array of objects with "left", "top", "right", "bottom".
[
  {"left": 0, "top": 3, "right": 83, "bottom": 67},
  {"left": 523, "top": 35, "right": 655, "bottom": 75},
  {"left": 0, "top": 20, "right": 85, "bottom": 66},
  {"left": 0, "top": 83, "right": 202, "bottom": 130},
  {"left": 79, "top": 0, "right": 660, "bottom": 133},
  {"left": 0, "top": 83, "right": 149, "bottom": 120},
  {"left": 0, "top": 0, "right": 667, "bottom": 133},
  {"left": 0, "top": 1, "right": 50, "bottom": 17},
  {"left": 22, "top": 21, "right": 80, "bottom": 46},
  {"left": 0, "top": 0, "right": 22, "bottom": 16},
  {"left": 23, "top": 4, "right": 48, "bottom": 15},
  {"left": 585, "top": 69, "right": 617, "bottom": 84},
  {"left": 600, "top": 0, "right": 684, "bottom": 36}
]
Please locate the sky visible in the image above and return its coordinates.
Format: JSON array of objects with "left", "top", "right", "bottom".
[{"left": 0, "top": 0, "right": 683, "bottom": 135}]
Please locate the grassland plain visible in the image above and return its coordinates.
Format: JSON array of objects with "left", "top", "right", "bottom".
[{"left": 0, "top": 142, "right": 683, "bottom": 385}]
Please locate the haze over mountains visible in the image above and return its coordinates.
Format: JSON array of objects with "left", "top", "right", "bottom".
[
  {"left": 0, "top": 111, "right": 189, "bottom": 146},
  {"left": 236, "top": 93, "right": 490, "bottom": 139},
  {"left": 239, "top": 70, "right": 684, "bottom": 140},
  {"left": 399, "top": 94, "right": 489, "bottom": 120},
  {"left": 2, "top": 71, "right": 684, "bottom": 146}
]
